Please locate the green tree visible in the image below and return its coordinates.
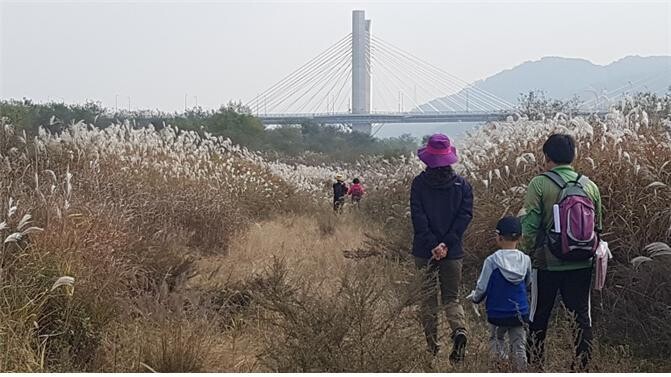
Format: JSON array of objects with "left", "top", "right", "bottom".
[{"left": 516, "top": 90, "right": 579, "bottom": 120}]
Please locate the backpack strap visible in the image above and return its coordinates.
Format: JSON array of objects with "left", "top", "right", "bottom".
[
  {"left": 541, "top": 171, "right": 566, "bottom": 189},
  {"left": 570, "top": 173, "right": 583, "bottom": 185},
  {"left": 577, "top": 174, "right": 591, "bottom": 187}
]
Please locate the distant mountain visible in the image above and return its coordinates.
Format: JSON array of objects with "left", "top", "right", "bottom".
[{"left": 421, "top": 55, "right": 671, "bottom": 111}]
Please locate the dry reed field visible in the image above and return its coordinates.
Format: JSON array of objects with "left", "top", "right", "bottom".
[{"left": 0, "top": 101, "right": 670, "bottom": 372}]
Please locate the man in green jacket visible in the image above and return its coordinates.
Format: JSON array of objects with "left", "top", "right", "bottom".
[{"left": 520, "top": 134, "right": 603, "bottom": 371}]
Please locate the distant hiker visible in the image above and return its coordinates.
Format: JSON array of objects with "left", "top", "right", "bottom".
[
  {"left": 467, "top": 216, "right": 531, "bottom": 371},
  {"left": 333, "top": 173, "right": 348, "bottom": 212},
  {"left": 347, "top": 177, "right": 365, "bottom": 207},
  {"left": 411, "top": 133, "right": 473, "bottom": 363},
  {"left": 520, "top": 134, "right": 603, "bottom": 371}
]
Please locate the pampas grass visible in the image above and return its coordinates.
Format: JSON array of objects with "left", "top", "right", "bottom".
[{"left": 0, "top": 96, "right": 669, "bottom": 371}]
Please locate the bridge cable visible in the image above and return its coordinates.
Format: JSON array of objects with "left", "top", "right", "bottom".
[
  {"left": 282, "top": 46, "right": 353, "bottom": 114},
  {"left": 258, "top": 36, "right": 351, "bottom": 112},
  {"left": 370, "top": 42, "right": 472, "bottom": 112},
  {"left": 369, "top": 44, "right": 432, "bottom": 112},
  {"left": 371, "top": 39, "right": 498, "bottom": 111},
  {"left": 314, "top": 57, "right": 355, "bottom": 114},
  {"left": 248, "top": 34, "right": 351, "bottom": 109},
  {"left": 332, "top": 65, "right": 353, "bottom": 113},
  {"left": 365, "top": 46, "right": 406, "bottom": 112},
  {"left": 366, "top": 47, "right": 429, "bottom": 113},
  {"left": 370, "top": 39, "right": 468, "bottom": 111},
  {"left": 298, "top": 50, "right": 354, "bottom": 113},
  {"left": 371, "top": 41, "right": 476, "bottom": 112},
  {"left": 579, "top": 70, "right": 669, "bottom": 109},
  {"left": 373, "top": 36, "right": 514, "bottom": 110},
  {"left": 374, "top": 35, "right": 515, "bottom": 110},
  {"left": 370, "top": 44, "right": 438, "bottom": 112},
  {"left": 262, "top": 38, "right": 352, "bottom": 113}
]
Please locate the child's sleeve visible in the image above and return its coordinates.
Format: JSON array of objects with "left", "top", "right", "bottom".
[{"left": 471, "top": 258, "right": 493, "bottom": 304}]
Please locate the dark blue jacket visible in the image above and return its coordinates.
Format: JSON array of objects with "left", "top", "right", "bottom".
[
  {"left": 333, "top": 182, "right": 348, "bottom": 202},
  {"left": 410, "top": 168, "right": 473, "bottom": 260}
]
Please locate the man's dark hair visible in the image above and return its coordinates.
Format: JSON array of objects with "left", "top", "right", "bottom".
[
  {"left": 543, "top": 134, "right": 576, "bottom": 165},
  {"left": 353, "top": 178, "right": 360, "bottom": 184}
]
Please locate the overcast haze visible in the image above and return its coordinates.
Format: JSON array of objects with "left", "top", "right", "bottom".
[{"left": 1, "top": 0, "right": 670, "bottom": 112}]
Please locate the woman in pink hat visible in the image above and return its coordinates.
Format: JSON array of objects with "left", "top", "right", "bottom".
[{"left": 411, "top": 133, "right": 473, "bottom": 363}]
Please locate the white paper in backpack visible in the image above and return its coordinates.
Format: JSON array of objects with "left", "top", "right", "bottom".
[{"left": 552, "top": 204, "right": 561, "bottom": 232}]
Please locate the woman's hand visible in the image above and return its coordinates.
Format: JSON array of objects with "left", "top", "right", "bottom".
[{"left": 431, "top": 242, "right": 448, "bottom": 260}]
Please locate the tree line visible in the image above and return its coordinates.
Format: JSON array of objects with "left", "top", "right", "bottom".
[{"left": 0, "top": 99, "right": 419, "bottom": 161}]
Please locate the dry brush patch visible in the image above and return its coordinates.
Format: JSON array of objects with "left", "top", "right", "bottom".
[
  {"left": 2, "top": 104, "right": 670, "bottom": 372},
  {"left": 361, "top": 109, "right": 671, "bottom": 365},
  {"left": 0, "top": 119, "right": 313, "bottom": 371}
]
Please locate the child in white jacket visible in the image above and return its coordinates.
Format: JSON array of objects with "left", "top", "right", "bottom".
[{"left": 467, "top": 216, "right": 532, "bottom": 370}]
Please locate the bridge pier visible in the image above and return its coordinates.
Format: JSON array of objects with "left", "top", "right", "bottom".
[
  {"left": 351, "top": 122, "right": 372, "bottom": 134},
  {"left": 352, "top": 10, "right": 371, "bottom": 134}
]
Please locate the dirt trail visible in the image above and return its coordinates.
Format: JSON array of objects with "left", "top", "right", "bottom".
[
  {"left": 185, "top": 212, "right": 371, "bottom": 371},
  {"left": 190, "top": 212, "right": 368, "bottom": 287},
  {"left": 185, "top": 211, "right": 643, "bottom": 372}
]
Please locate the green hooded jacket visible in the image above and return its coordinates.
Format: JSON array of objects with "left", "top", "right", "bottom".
[{"left": 520, "top": 165, "right": 603, "bottom": 271}]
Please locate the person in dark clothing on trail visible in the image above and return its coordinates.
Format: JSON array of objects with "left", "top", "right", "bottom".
[
  {"left": 411, "top": 133, "right": 473, "bottom": 364},
  {"left": 520, "top": 134, "right": 603, "bottom": 371},
  {"left": 333, "top": 173, "right": 348, "bottom": 212}
]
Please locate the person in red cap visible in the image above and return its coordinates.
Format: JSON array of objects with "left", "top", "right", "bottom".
[{"left": 411, "top": 133, "right": 473, "bottom": 363}]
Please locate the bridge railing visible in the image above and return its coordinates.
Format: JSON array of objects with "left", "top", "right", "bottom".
[{"left": 257, "top": 110, "right": 512, "bottom": 118}]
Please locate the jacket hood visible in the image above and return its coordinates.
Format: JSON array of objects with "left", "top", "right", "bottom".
[
  {"left": 418, "top": 168, "right": 459, "bottom": 189},
  {"left": 490, "top": 250, "right": 529, "bottom": 284}
]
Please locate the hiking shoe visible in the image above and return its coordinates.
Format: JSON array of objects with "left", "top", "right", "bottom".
[{"left": 449, "top": 329, "right": 467, "bottom": 364}]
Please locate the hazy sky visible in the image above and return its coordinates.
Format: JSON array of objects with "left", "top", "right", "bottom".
[{"left": 1, "top": 0, "right": 670, "bottom": 112}]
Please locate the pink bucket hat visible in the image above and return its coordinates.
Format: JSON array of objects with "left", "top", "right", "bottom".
[{"left": 417, "top": 133, "right": 459, "bottom": 168}]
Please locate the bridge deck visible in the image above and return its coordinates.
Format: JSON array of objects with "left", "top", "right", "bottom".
[
  {"left": 258, "top": 111, "right": 512, "bottom": 125},
  {"left": 257, "top": 111, "right": 606, "bottom": 125}
]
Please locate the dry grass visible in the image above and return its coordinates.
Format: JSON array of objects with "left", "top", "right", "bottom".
[
  {"left": 0, "top": 119, "right": 309, "bottom": 371},
  {"left": 184, "top": 213, "right": 651, "bottom": 373},
  {"left": 1, "top": 104, "right": 670, "bottom": 372},
  {"left": 191, "top": 210, "right": 367, "bottom": 288},
  {"left": 362, "top": 110, "right": 671, "bottom": 365}
]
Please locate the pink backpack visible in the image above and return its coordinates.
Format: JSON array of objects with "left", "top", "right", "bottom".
[
  {"left": 350, "top": 184, "right": 364, "bottom": 199},
  {"left": 543, "top": 171, "right": 599, "bottom": 261}
]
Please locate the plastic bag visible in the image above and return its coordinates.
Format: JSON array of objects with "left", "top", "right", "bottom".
[
  {"left": 595, "top": 240, "right": 612, "bottom": 291},
  {"left": 465, "top": 290, "right": 481, "bottom": 318}
]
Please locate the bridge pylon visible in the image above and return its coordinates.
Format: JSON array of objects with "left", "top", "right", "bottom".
[
  {"left": 249, "top": 10, "right": 517, "bottom": 133},
  {"left": 351, "top": 10, "right": 372, "bottom": 134}
]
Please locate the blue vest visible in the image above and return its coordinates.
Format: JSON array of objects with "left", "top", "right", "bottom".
[{"left": 486, "top": 269, "right": 529, "bottom": 326}]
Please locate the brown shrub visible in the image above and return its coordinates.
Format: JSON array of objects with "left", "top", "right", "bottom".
[
  {"left": 0, "top": 120, "right": 311, "bottom": 371},
  {"left": 252, "top": 257, "right": 430, "bottom": 372},
  {"left": 138, "top": 318, "right": 214, "bottom": 372}
]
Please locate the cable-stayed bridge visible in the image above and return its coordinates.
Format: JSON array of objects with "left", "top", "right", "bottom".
[
  {"left": 247, "top": 10, "right": 649, "bottom": 134},
  {"left": 246, "top": 10, "right": 516, "bottom": 134}
]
